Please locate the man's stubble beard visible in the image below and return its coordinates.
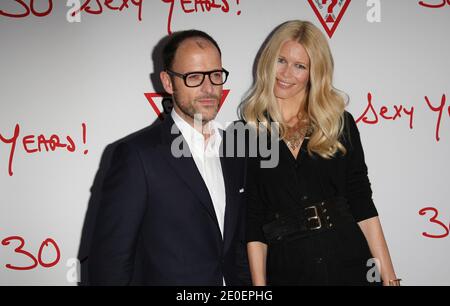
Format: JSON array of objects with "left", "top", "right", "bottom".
[{"left": 172, "top": 89, "right": 220, "bottom": 124}]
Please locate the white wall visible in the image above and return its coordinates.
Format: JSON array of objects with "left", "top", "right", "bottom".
[{"left": 1, "top": 0, "right": 449, "bottom": 285}]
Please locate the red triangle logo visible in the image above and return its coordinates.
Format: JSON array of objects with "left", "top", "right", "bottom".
[
  {"left": 144, "top": 89, "right": 230, "bottom": 120},
  {"left": 308, "top": 0, "right": 351, "bottom": 38}
]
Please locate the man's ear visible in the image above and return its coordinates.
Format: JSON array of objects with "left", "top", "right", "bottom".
[{"left": 160, "top": 71, "right": 174, "bottom": 94}]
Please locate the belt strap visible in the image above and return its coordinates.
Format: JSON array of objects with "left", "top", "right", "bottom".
[{"left": 262, "top": 197, "right": 354, "bottom": 243}]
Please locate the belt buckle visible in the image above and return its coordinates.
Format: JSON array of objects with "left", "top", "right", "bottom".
[{"left": 304, "top": 205, "right": 322, "bottom": 230}]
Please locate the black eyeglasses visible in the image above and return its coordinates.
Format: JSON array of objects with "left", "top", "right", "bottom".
[{"left": 166, "top": 68, "right": 229, "bottom": 88}]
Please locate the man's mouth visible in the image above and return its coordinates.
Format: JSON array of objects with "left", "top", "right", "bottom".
[{"left": 197, "top": 97, "right": 219, "bottom": 106}]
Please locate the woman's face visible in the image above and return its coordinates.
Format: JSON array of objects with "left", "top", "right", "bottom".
[{"left": 274, "top": 40, "right": 310, "bottom": 102}]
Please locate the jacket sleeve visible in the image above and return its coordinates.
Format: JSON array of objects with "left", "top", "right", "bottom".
[
  {"left": 245, "top": 156, "right": 268, "bottom": 244},
  {"left": 88, "top": 141, "right": 148, "bottom": 285},
  {"left": 344, "top": 111, "right": 379, "bottom": 222}
]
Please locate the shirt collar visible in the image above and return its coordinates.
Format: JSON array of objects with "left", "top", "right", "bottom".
[{"left": 171, "top": 108, "right": 222, "bottom": 155}]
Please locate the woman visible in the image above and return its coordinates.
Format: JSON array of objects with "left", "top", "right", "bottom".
[{"left": 242, "top": 20, "right": 399, "bottom": 286}]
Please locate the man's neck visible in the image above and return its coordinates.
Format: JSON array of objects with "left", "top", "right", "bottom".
[{"left": 173, "top": 107, "right": 212, "bottom": 140}]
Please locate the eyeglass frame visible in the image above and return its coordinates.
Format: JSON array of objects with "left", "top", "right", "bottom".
[{"left": 165, "top": 68, "right": 229, "bottom": 88}]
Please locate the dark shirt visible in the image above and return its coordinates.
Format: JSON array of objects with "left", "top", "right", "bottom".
[{"left": 246, "top": 111, "right": 379, "bottom": 244}]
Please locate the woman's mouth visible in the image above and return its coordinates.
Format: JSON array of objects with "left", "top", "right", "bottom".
[{"left": 276, "top": 79, "right": 295, "bottom": 89}]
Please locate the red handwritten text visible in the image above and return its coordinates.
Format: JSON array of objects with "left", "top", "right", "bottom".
[
  {"left": 162, "top": 0, "right": 241, "bottom": 34},
  {"left": 70, "top": 0, "right": 143, "bottom": 21},
  {"left": 356, "top": 92, "right": 415, "bottom": 129},
  {"left": 1, "top": 0, "right": 143, "bottom": 21},
  {"left": 1, "top": 234, "right": 61, "bottom": 271},
  {"left": 425, "top": 94, "right": 447, "bottom": 142},
  {"left": 0, "top": 0, "right": 53, "bottom": 18},
  {"left": 0, "top": 123, "right": 89, "bottom": 176},
  {"left": 419, "top": 207, "right": 449, "bottom": 239},
  {"left": 419, "top": 0, "right": 450, "bottom": 8},
  {"left": 356, "top": 93, "right": 449, "bottom": 142}
]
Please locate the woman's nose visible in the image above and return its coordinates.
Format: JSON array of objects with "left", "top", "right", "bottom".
[{"left": 279, "top": 65, "right": 291, "bottom": 78}]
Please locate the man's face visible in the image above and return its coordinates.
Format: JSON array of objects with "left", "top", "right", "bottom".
[{"left": 161, "top": 38, "right": 223, "bottom": 125}]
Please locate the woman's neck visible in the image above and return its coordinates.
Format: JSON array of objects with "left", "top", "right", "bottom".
[{"left": 278, "top": 96, "right": 306, "bottom": 126}]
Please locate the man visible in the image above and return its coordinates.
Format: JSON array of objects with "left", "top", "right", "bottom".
[{"left": 86, "top": 30, "right": 250, "bottom": 285}]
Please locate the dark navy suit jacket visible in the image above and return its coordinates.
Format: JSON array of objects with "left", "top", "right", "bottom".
[{"left": 78, "top": 114, "right": 251, "bottom": 285}]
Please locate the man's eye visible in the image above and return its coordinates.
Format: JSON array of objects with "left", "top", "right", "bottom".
[
  {"left": 187, "top": 74, "right": 202, "bottom": 81},
  {"left": 211, "top": 72, "right": 223, "bottom": 79}
]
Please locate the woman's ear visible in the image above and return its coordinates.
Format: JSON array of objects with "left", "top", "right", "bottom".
[{"left": 160, "top": 71, "right": 174, "bottom": 94}]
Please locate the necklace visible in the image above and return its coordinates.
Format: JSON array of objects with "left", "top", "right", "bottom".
[{"left": 284, "top": 120, "right": 311, "bottom": 151}]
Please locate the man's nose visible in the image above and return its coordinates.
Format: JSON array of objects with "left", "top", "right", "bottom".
[{"left": 200, "top": 75, "right": 216, "bottom": 93}]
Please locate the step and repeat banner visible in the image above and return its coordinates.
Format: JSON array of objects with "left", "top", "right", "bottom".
[{"left": 1, "top": 0, "right": 449, "bottom": 285}]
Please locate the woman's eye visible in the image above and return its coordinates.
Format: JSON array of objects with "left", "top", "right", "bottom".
[
  {"left": 277, "top": 58, "right": 286, "bottom": 64},
  {"left": 295, "top": 64, "right": 306, "bottom": 69}
]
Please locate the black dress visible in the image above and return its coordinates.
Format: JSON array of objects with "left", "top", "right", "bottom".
[{"left": 246, "top": 111, "right": 381, "bottom": 286}]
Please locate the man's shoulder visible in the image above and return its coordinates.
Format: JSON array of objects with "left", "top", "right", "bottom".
[{"left": 114, "top": 117, "right": 167, "bottom": 151}]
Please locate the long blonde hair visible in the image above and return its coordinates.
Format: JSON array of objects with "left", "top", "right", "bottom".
[{"left": 241, "top": 20, "right": 347, "bottom": 158}]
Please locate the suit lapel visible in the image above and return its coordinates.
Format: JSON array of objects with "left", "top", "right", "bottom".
[
  {"left": 158, "top": 115, "right": 220, "bottom": 232},
  {"left": 220, "top": 129, "right": 241, "bottom": 253}
]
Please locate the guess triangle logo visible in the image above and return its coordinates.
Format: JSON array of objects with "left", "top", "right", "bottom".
[
  {"left": 144, "top": 92, "right": 173, "bottom": 120},
  {"left": 308, "top": 0, "right": 351, "bottom": 38},
  {"left": 144, "top": 90, "right": 230, "bottom": 120}
]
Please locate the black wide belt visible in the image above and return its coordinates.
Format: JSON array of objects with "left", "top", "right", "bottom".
[{"left": 262, "top": 197, "right": 355, "bottom": 243}]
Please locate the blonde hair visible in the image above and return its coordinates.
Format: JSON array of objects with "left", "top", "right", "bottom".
[{"left": 241, "top": 20, "right": 347, "bottom": 158}]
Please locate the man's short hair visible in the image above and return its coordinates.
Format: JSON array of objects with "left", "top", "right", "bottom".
[{"left": 162, "top": 30, "right": 222, "bottom": 70}]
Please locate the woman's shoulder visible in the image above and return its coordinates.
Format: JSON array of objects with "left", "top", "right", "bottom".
[
  {"left": 340, "top": 110, "right": 361, "bottom": 151},
  {"left": 343, "top": 110, "right": 357, "bottom": 128}
]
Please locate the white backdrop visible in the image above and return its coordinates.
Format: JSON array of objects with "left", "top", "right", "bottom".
[{"left": 1, "top": 0, "right": 449, "bottom": 285}]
